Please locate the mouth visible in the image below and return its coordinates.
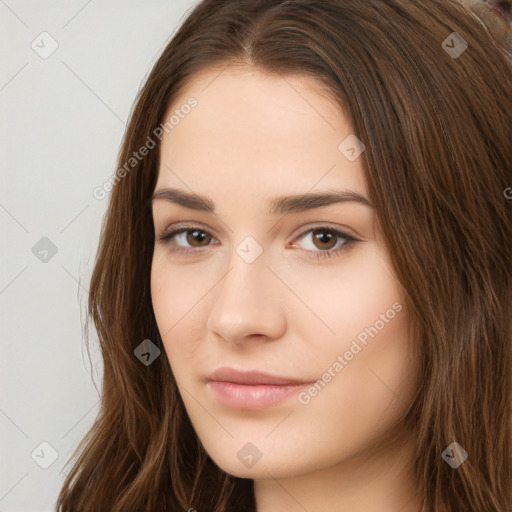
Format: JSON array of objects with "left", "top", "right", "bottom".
[{"left": 205, "top": 367, "right": 315, "bottom": 410}]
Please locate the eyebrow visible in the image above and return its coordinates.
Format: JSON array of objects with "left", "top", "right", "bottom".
[{"left": 151, "top": 187, "right": 373, "bottom": 214}]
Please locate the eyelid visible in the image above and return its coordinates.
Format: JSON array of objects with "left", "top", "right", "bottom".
[
  {"left": 157, "top": 222, "right": 361, "bottom": 261},
  {"left": 157, "top": 222, "right": 219, "bottom": 243},
  {"left": 292, "top": 221, "right": 362, "bottom": 241},
  {"left": 289, "top": 225, "right": 359, "bottom": 255},
  {"left": 158, "top": 220, "right": 362, "bottom": 242}
]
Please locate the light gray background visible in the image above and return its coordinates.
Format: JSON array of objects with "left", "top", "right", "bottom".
[{"left": 0, "top": 1, "right": 198, "bottom": 510}]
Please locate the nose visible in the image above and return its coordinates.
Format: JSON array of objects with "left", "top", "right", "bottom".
[{"left": 206, "top": 245, "right": 287, "bottom": 347}]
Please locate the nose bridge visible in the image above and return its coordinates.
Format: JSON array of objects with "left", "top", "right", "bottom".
[
  {"left": 206, "top": 235, "right": 286, "bottom": 342},
  {"left": 216, "top": 237, "right": 270, "bottom": 314}
]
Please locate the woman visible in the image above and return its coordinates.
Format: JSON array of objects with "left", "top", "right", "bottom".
[{"left": 56, "top": 0, "right": 512, "bottom": 510}]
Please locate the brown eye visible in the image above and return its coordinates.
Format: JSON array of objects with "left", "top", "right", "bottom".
[
  {"left": 159, "top": 224, "right": 358, "bottom": 260},
  {"left": 158, "top": 227, "right": 217, "bottom": 251},
  {"left": 311, "top": 229, "right": 339, "bottom": 251},
  {"left": 185, "top": 229, "right": 212, "bottom": 247},
  {"left": 293, "top": 226, "right": 358, "bottom": 260}
]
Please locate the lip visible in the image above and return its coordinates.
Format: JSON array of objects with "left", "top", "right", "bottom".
[{"left": 205, "top": 367, "right": 314, "bottom": 410}]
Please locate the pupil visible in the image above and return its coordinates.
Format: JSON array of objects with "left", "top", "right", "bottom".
[
  {"left": 314, "top": 230, "right": 335, "bottom": 249},
  {"left": 189, "top": 230, "right": 208, "bottom": 246}
]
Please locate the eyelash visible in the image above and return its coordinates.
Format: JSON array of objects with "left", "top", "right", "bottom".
[{"left": 158, "top": 225, "right": 358, "bottom": 260}]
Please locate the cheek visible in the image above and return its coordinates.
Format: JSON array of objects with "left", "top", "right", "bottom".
[
  {"left": 150, "top": 251, "right": 237, "bottom": 405},
  {"left": 150, "top": 251, "right": 214, "bottom": 376},
  {"left": 306, "top": 308, "right": 416, "bottom": 460},
  {"left": 281, "top": 246, "right": 416, "bottom": 455},
  {"left": 279, "top": 242, "right": 405, "bottom": 357}
]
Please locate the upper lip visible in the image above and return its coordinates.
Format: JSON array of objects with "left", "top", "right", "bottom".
[{"left": 206, "top": 367, "right": 312, "bottom": 386}]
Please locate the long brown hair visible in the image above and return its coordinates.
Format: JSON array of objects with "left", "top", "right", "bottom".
[{"left": 56, "top": 1, "right": 512, "bottom": 510}]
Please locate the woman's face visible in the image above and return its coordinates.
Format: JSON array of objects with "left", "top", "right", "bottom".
[{"left": 151, "top": 65, "right": 418, "bottom": 480}]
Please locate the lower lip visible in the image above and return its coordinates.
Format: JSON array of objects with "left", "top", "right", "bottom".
[{"left": 207, "top": 381, "right": 310, "bottom": 409}]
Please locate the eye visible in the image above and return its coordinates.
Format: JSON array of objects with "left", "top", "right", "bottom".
[
  {"left": 158, "top": 224, "right": 359, "bottom": 260},
  {"left": 291, "top": 226, "right": 358, "bottom": 260},
  {"left": 159, "top": 226, "right": 217, "bottom": 251}
]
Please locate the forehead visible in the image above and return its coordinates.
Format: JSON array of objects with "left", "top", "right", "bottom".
[{"left": 155, "top": 66, "right": 367, "bottom": 201}]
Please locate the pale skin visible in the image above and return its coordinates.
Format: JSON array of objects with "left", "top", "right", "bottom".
[{"left": 150, "top": 64, "right": 421, "bottom": 512}]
